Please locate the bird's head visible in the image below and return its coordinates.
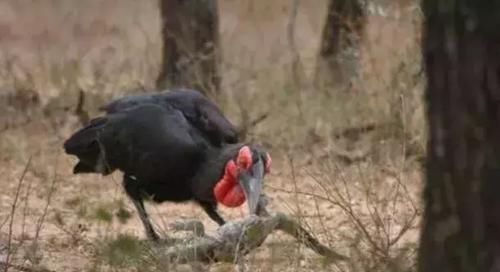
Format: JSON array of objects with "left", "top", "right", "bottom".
[{"left": 213, "top": 145, "right": 271, "bottom": 214}]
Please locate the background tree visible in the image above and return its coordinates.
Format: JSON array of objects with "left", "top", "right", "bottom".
[
  {"left": 156, "top": 0, "right": 220, "bottom": 98},
  {"left": 419, "top": 1, "right": 500, "bottom": 271},
  {"left": 314, "top": 0, "right": 365, "bottom": 90}
]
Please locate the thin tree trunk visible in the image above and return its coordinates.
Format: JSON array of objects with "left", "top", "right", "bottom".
[
  {"left": 315, "top": 0, "right": 365, "bottom": 90},
  {"left": 156, "top": 0, "right": 220, "bottom": 98},
  {"left": 419, "top": 1, "right": 500, "bottom": 271}
]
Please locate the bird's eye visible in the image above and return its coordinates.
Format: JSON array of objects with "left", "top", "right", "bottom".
[{"left": 236, "top": 146, "right": 252, "bottom": 170}]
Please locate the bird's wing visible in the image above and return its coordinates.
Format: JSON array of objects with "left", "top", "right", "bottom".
[
  {"left": 99, "top": 89, "right": 239, "bottom": 146},
  {"left": 165, "top": 90, "right": 239, "bottom": 145},
  {"left": 98, "top": 92, "right": 159, "bottom": 114},
  {"left": 65, "top": 103, "right": 208, "bottom": 180}
]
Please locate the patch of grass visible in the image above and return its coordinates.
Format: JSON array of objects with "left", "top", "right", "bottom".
[
  {"left": 115, "top": 207, "right": 131, "bottom": 224},
  {"left": 98, "top": 234, "right": 144, "bottom": 268},
  {"left": 94, "top": 206, "right": 113, "bottom": 223}
]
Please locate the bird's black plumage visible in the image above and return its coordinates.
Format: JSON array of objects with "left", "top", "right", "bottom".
[
  {"left": 66, "top": 103, "right": 207, "bottom": 197},
  {"left": 99, "top": 89, "right": 239, "bottom": 146},
  {"left": 64, "top": 90, "right": 269, "bottom": 241}
]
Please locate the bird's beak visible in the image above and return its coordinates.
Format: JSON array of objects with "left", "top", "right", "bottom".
[{"left": 238, "top": 158, "right": 264, "bottom": 215}]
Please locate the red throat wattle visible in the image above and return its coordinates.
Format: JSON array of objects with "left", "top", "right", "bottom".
[
  {"left": 213, "top": 160, "right": 245, "bottom": 207},
  {"left": 214, "top": 146, "right": 270, "bottom": 208}
]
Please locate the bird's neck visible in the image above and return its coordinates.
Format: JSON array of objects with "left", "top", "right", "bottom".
[
  {"left": 190, "top": 143, "right": 246, "bottom": 204},
  {"left": 202, "top": 143, "right": 245, "bottom": 180}
]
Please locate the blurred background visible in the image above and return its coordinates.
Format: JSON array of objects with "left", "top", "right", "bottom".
[{"left": 0, "top": 1, "right": 424, "bottom": 271}]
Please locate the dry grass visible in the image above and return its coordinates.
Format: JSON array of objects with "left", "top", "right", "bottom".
[{"left": 0, "top": 0, "right": 424, "bottom": 271}]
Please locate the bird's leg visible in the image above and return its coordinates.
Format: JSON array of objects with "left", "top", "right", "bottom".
[
  {"left": 123, "top": 175, "right": 160, "bottom": 241},
  {"left": 199, "top": 201, "right": 226, "bottom": 226},
  {"left": 131, "top": 198, "right": 160, "bottom": 241}
]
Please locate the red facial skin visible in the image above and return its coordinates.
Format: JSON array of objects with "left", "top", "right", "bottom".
[
  {"left": 213, "top": 146, "right": 271, "bottom": 207},
  {"left": 213, "top": 160, "right": 245, "bottom": 207}
]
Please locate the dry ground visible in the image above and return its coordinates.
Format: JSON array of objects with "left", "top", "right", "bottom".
[{"left": 0, "top": 1, "right": 424, "bottom": 271}]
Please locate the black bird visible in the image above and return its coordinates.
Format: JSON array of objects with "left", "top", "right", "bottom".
[{"left": 63, "top": 91, "right": 271, "bottom": 241}]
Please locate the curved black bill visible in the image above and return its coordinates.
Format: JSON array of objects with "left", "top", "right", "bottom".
[{"left": 238, "top": 158, "right": 264, "bottom": 215}]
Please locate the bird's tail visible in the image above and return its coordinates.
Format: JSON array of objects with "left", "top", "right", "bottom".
[{"left": 63, "top": 117, "right": 114, "bottom": 175}]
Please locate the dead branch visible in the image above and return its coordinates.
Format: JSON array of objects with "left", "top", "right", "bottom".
[
  {"left": 237, "top": 111, "right": 269, "bottom": 141},
  {"left": 0, "top": 261, "right": 54, "bottom": 272},
  {"left": 155, "top": 212, "right": 348, "bottom": 264},
  {"left": 327, "top": 144, "right": 370, "bottom": 164},
  {"left": 74, "top": 89, "right": 89, "bottom": 126},
  {"left": 332, "top": 122, "right": 381, "bottom": 140},
  {"left": 249, "top": 112, "right": 269, "bottom": 129},
  {"left": 4, "top": 156, "right": 32, "bottom": 272}
]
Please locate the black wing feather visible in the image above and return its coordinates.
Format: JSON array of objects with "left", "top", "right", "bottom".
[
  {"left": 64, "top": 104, "right": 208, "bottom": 183},
  {"left": 99, "top": 89, "right": 238, "bottom": 146}
]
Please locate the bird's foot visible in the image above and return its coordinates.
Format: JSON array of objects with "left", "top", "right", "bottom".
[{"left": 146, "top": 229, "right": 161, "bottom": 243}]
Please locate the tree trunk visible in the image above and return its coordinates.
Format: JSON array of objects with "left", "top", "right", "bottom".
[
  {"left": 419, "top": 1, "right": 500, "bottom": 271},
  {"left": 156, "top": 0, "right": 220, "bottom": 98},
  {"left": 314, "top": 0, "right": 365, "bottom": 90}
]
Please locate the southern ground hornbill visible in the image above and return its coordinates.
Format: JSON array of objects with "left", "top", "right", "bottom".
[{"left": 63, "top": 89, "right": 272, "bottom": 241}]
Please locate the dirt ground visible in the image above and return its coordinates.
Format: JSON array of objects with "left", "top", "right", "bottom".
[{"left": 0, "top": 1, "right": 423, "bottom": 271}]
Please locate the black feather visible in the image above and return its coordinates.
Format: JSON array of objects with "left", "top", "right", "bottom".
[
  {"left": 99, "top": 89, "right": 238, "bottom": 146},
  {"left": 65, "top": 103, "right": 213, "bottom": 198}
]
